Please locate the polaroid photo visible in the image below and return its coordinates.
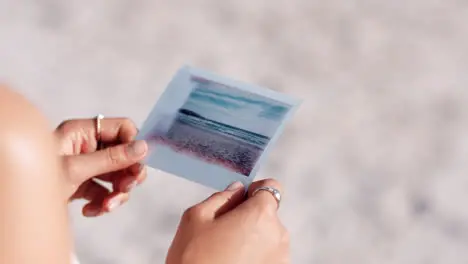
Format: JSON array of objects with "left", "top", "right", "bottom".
[{"left": 137, "top": 65, "right": 301, "bottom": 190}]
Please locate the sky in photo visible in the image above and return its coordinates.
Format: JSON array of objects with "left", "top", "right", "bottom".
[{"left": 181, "top": 78, "right": 291, "bottom": 137}]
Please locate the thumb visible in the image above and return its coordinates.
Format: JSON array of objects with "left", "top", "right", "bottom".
[
  {"left": 65, "top": 140, "right": 148, "bottom": 184},
  {"left": 195, "top": 181, "right": 245, "bottom": 220}
]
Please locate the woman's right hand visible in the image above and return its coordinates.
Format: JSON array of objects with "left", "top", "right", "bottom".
[{"left": 166, "top": 179, "right": 290, "bottom": 264}]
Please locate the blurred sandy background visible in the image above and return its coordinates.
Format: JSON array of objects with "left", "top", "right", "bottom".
[{"left": 1, "top": 0, "right": 468, "bottom": 263}]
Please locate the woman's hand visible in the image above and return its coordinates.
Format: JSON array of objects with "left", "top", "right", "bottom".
[
  {"left": 167, "top": 179, "right": 290, "bottom": 264},
  {"left": 55, "top": 117, "right": 148, "bottom": 217}
]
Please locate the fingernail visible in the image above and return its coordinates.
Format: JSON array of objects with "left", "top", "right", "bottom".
[
  {"left": 127, "top": 140, "right": 147, "bottom": 157},
  {"left": 136, "top": 163, "right": 145, "bottom": 173},
  {"left": 225, "top": 181, "right": 244, "bottom": 191},
  {"left": 128, "top": 163, "right": 144, "bottom": 175},
  {"left": 125, "top": 181, "right": 137, "bottom": 192},
  {"left": 138, "top": 163, "right": 145, "bottom": 172},
  {"left": 84, "top": 207, "right": 100, "bottom": 217},
  {"left": 107, "top": 197, "right": 123, "bottom": 211}
]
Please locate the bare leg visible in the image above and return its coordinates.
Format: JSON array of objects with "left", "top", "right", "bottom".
[{"left": 0, "top": 86, "right": 71, "bottom": 264}]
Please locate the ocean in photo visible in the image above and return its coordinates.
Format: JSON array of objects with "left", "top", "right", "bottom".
[{"left": 147, "top": 109, "right": 268, "bottom": 176}]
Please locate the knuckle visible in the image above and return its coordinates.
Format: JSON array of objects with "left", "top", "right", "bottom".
[
  {"left": 121, "top": 118, "right": 136, "bottom": 129},
  {"left": 56, "top": 120, "right": 74, "bottom": 134},
  {"left": 114, "top": 118, "right": 139, "bottom": 141},
  {"left": 257, "top": 204, "right": 270, "bottom": 216},
  {"left": 281, "top": 228, "right": 290, "bottom": 244},
  {"left": 137, "top": 168, "right": 147, "bottom": 183},
  {"left": 211, "top": 192, "right": 231, "bottom": 203},
  {"left": 120, "top": 118, "right": 138, "bottom": 133},
  {"left": 256, "top": 201, "right": 277, "bottom": 217},
  {"left": 182, "top": 205, "right": 204, "bottom": 222},
  {"left": 63, "top": 157, "right": 78, "bottom": 180},
  {"left": 106, "top": 147, "right": 126, "bottom": 165}
]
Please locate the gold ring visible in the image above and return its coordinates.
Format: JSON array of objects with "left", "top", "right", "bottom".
[{"left": 96, "top": 114, "right": 104, "bottom": 150}]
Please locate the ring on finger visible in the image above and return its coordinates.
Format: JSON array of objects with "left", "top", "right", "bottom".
[
  {"left": 252, "top": 186, "right": 282, "bottom": 209},
  {"left": 95, "top": 114, "right": 104, "bottom": 150}
]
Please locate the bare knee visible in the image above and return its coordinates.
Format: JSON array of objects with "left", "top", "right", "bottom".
[
  {"left": 0, "top": 84, "right": 63, "bottom": 199},
  {"left": 0, "top": 85, "right": 57, "bottom": 172},
  {"left": 0, "top": 85, "right": 70, "bottom": 264},
  {"left": 0, "top": 85, "right": 52, "bottom": 140}
]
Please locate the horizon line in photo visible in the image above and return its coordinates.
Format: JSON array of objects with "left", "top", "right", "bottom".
[{"left": 182, "top": 76, "right": 292, "bottom": 139}]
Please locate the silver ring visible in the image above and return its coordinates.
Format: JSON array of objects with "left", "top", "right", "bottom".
[
  {"left": 96, "top": 114, "right": 104, "bottom": 150},
  {"left": 252, "top": 186, "right": 281, "bottom": 209}
]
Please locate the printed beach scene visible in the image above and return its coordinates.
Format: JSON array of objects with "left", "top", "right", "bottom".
[{"left": 144, "top": 75, "right": 292, "bottom": 176}]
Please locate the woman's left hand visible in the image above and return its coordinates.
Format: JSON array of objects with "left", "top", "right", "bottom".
[{"left": 55, "top": 117, "right": 148, "bottom": 217}]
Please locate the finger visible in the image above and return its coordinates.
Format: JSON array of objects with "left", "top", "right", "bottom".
[
  {"left": 126, "top": 163, "right": 147, "bottom": 184},
  {"left": 243, "top": 178, "right": 283, "bottom": 214},
  {"left": 193, "top": 181, "right": 246, "bottom": 220},
  {"left": 65, "top": 140, "right": 148, "bottom": 184},
  {"left": 58, "top": 117, "right": 138, "bottom": 145},
  {"left": 135, "top": 165, "right": 147, "bottom": 184},
  {"left": 83, "top": 191, "right": 129, "bottom": 217},
  {"left": 103, "top": 192, "right": 129, "bottom": 212},
  {"left": 95, "top": 163, "right": 146, "bottom": 186},
  {"left": 81, "top": 180, "right": 111, "bottom": 217},
  {"left": 83, "top": 203, "right": 103, "bottom": 217},
  {"left": 113, "top": 163, "right": 147, "bottom": 192},
  {"left": 95, "top": 117, "right": 138, "bottom": 143},
  {"left": 79, "top": 179, "right": 111, "bottom": 201}
]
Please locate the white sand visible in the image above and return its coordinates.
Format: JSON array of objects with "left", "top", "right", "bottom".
[{"left": 1, "top": 1, "right": 468, "bottom": 263}]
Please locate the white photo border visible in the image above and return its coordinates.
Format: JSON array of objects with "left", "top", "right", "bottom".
[{"left": 137, "top": 65, "right": 301, "bottom": 190}]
